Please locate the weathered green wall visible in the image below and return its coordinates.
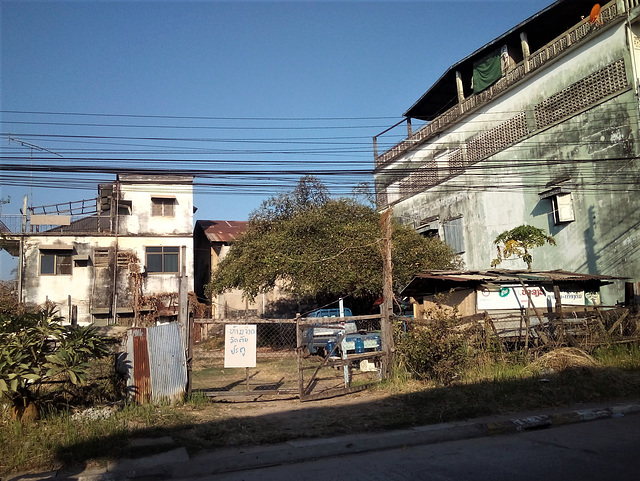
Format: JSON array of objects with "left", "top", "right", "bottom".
[{"left": 377, "top": 19, "right": 640, "bottom": 305}]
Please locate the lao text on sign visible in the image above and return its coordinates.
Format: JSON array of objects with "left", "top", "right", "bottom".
[{"left": 224, "top": 324, "right": 257, "bottom": 368}]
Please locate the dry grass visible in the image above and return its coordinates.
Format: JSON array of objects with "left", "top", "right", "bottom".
[
  {"left": 527, "top": 347, "right": 599, "bottom": 373},
  {"left": 3, "top": 344, "right": 640, "bottom": 478}
]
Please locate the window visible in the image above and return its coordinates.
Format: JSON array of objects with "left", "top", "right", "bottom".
[
  {"left": 443, "top": 217, "right": 465, "bottom": 254},
  {"left": 40, "top": 251, "right": 72, "bottom": 275},
  {"left": 94, "top": 249, "right": 110, "bottom": 268},
  {"left": 539, "top": 183, "right": 575, "bottom": 225},
  {"left": 416, "top": 216, "right": 440, "bottom": 238},
  {"left": 146, "top": 246, "right": 179, "bottom": 273},
  {"left": 118, "top": 200, "right": 132, "bottom": 216},
  {"left": 151, "top": 197, "right": 175, "bottom": 217},
  {"left": 552, "top": 193, "right": 575, "bottom": 224}
]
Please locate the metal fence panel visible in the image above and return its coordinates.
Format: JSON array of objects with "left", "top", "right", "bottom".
[
  {"left": 123, "top": 323, "right": 187, "bottom": 404},
  {"left": 191, "top": 319, "right": 300, "bottom": 397},
  {"left": 147, "top": 322, "right": 187, "bottom": 403}
]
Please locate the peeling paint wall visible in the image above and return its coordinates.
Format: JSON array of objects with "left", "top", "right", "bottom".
[{"left": 20, "top": 176, "right": 195, "bottom": 325}]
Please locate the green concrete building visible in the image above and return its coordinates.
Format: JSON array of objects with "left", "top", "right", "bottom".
[{"left": 373, "top": 0, "right": 640, "bottom": 305}]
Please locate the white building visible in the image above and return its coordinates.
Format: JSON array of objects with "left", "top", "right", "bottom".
[{"left": 9, "top": 174, "right": 194, "bottom": 325}]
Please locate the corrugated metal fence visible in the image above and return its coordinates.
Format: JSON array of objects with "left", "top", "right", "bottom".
[{"left": 122, "top": 322, "right": 187, "bottom": 404}]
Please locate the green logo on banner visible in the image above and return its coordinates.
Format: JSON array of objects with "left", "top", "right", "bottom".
[{"left": 499, "top": 287, "right": 510, "bottom": 297}]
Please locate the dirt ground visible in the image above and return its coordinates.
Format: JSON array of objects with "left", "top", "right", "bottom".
[
  {"left": 168, "top": 345, "right": 412, "bottom": 450},
  {"left": 164, "top": 343, "right": 640, "bottom": 453}
]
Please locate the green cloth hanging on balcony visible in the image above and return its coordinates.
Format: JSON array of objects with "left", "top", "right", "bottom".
[{"left": 472, "top": 51, "right": 502, "bottom": 94}]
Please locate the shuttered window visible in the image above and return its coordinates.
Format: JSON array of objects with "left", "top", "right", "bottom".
[
  {"left": 443, "top": 217, "right": 465, "bottom": 254},
  {"left": 553, "top": 193, "right": 575, "bottom": 224}
]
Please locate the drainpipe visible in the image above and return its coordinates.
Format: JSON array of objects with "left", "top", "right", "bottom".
[{"left": 111, "top": 180, "right": 120, "bottom": 325}]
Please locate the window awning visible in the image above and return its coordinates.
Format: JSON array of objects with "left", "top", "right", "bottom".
[
  {"left": 40, "top": 244, "right": 73, "bottom": 251},
  {"left": 151, "top": 195, "right": 176, "bottom": 200},
  {"left": 539, "top": 185, "right": 572, "bottom": 199}
]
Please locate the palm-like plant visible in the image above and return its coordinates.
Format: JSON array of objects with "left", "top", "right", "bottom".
[
  {"left": 0, "top": 306, "right": 110, "bottom": 418},
  {"left": 491, "top": 225, "right": 556, "bottom": 270}
]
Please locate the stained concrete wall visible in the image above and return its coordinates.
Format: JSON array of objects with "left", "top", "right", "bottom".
[
  {"left": 21, "top": 235, "right": 194, "bottom": 325},
  {"left": 118, "top": 181, "right": 193, "bottom": 236},
  {"left": 377, "top": 19, "right": 640, "bottom": 306}
]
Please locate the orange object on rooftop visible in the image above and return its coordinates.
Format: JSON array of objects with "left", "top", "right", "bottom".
[{"left": 589, "top": 4, "right": 601, "bottom": 24}]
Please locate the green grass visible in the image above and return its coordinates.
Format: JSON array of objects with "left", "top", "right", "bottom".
[{"left": 0, "top": 401, "right": 191, "bottom": 476}]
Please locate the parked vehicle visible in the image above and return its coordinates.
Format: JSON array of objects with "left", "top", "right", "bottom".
[{"left": 303, "top": 308, "right": 381, "bottom": 357}]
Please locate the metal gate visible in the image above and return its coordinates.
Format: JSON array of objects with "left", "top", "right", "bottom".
[
  {"left": 191, "top": 318, "right": 300, "bottom": 398},
  {"left": 190, "top": 314, "right": 386, "bottom": 401},
  {"left": 296, "top": 314, "right": 386, "bottom": 401}
]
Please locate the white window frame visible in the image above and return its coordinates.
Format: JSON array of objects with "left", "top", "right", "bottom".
[{"left": 552, "top": 193, "right": 575, "bottom": 224}]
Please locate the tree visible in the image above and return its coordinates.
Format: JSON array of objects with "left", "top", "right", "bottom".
[
  {"left": 491, "top": 224, "right": 556, "bottom": 270},
  {"left": 206, "top": 177, "right": 461, "bottom": 303}
]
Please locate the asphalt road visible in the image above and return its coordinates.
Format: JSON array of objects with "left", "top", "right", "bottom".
[{"left": 179, "top": 413, "right": 640, "bottom": 481}]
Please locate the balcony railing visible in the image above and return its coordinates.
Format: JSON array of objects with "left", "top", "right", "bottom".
[
  {"left": 1, "top": 214, "right": 114, "bottom": 235},
  {"left": 374, "top": 0, "right": 623, "bottom": 170}
]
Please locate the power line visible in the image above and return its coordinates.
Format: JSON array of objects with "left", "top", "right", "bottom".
[{"left": 0, "top": 109, "right": 400, "bottom": 121}]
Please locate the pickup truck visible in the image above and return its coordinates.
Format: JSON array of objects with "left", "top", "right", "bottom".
[{"left": 303, "top": 308, "right": 381, "bottom": 357}]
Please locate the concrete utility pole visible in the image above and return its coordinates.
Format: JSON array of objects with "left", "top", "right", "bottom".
[
  {"left": 17, "top": 195, "right": 28, "bottom": 303},
  {"left": 380, "top": 208, "right": 394, "bottom": 378}
]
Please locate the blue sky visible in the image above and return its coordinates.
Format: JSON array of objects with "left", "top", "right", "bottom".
[{"left": 0, "top": 0, "right": 555, "bottom": 278}]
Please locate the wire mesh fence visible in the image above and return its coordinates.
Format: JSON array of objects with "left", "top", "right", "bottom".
[
  {"left": 190, "top": 315, "right": 387, "bottom": 400},
  {"left": 191, "top": 318, "right": 300, "bottom": 397}
]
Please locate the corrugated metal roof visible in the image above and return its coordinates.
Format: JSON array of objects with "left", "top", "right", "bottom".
[
  {"left": 196, "top": 220, "right": 248, "bottom": 243},
  {"left": 402, "top": 269, "right": 622, "bottom": 296},
  {"left": 412, "top": 269, "right": 619, "bottom": 283}
]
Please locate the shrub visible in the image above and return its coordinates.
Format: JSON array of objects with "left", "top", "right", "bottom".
[{"left": 394, "top": 310, "right": 470, "bottom": 385}]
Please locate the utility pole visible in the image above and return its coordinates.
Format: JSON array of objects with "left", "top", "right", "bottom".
[
  {"left": 17, "top": 195, "right": 27, "bottom": 303},
  {"left": 380, "top": 208, "right": 394, "bottom": 378}
]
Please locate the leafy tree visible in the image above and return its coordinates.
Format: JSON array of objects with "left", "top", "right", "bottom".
[
  {"left": 491, "top": 224, "right": 556, "bottom": 270},
  {"left": 206, "top": 177, "right": 461, "bottom": 303},
  {"left": 0, "top": 306, "right": 111, "bottom": 418}
]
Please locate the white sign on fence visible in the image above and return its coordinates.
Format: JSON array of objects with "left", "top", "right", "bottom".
[{"left": 224, "top": 324, "right": 257, "bottom": 368}]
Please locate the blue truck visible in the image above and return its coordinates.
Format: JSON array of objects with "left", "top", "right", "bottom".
[{"left": 304, "top": 308, "right": 381, "bottom": 357}]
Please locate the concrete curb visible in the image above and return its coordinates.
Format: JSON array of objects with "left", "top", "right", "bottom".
[{"left": 8, "top": 402, "right": 640, "bottom": 481}]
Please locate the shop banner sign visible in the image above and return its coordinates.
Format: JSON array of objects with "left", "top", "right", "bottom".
[{"left": 477, "top": 285, "right": 588, "bottom": 310}]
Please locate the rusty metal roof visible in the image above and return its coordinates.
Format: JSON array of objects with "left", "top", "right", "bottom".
[
  {"left": 402, "top": 269, "right": 622, "bottom": 296},
  {"left": 196, "top": 220, "right": 248, "bottom": 243},
  {"left": 412, "top": 269, "right": 619, "bottom": 282}
]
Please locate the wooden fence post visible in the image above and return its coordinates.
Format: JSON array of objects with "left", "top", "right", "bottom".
[{"left": 380, "top": 208, "right": 394, "bottom": 378}]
